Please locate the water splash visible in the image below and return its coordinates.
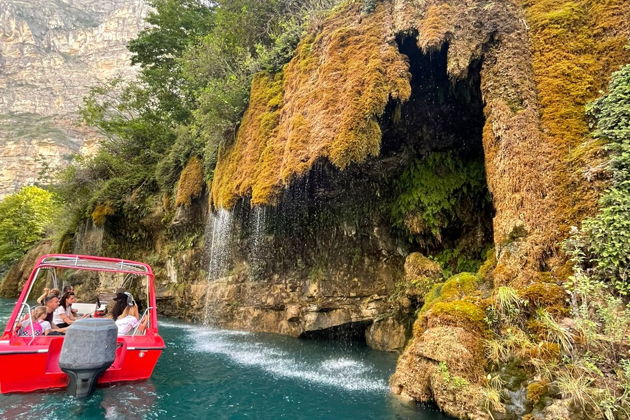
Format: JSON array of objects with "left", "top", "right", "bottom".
[{"left": 183, "top": 325, "right": 389, "bottom": 393}]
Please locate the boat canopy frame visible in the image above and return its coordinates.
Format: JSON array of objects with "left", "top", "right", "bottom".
[{"left": 2, "top": 254, "right": 158, "bottom": 339}]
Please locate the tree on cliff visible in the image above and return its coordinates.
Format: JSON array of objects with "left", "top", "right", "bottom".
[
  {"left": 61, "top": 0, "right": 342, "bottom": 230},
  {"left": 0, "top": 186, "right": 56, "bottom": 268}
]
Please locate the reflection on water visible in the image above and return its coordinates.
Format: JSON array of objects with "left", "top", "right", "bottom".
[
  {"left": 0, "top": 299, "right": 450, "bottom": 419},
  {"left": 0, "top": 382, "right": 157, "bottom": 419}
]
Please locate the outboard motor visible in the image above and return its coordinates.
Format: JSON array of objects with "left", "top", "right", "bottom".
[{"left": 59, "top": 318, "right": 118, "bottom": 397}]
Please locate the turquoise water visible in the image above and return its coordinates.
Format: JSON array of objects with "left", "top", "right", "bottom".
[{"left": 0, "top": 298, "right": 450, "bottom": 419}]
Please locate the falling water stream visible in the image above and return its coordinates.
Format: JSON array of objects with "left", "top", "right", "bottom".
[
  {"left": 205, "top": 209, "right": 234, "bottom": 280},
  {"left": 249, "top": 206, "right": 268, "bottom": 266},
  {"left": 203, "top": 209, "right": 234, "bottom": 324},
  {"left": 0, "top": 298, "right": 450, "bottom": 419}
]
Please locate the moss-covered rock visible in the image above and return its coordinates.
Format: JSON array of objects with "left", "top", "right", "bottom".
[
  {"left": 91, "top": 202, "right": 115, "bottom": 226},
  {"left": 175, "top": 156, "right": 204, "bottom": 207},
  {"left": 403, "top": 252, "right": 442, "bottom": 296},
  {"left": 520, "top": 282, "right": 567, "bottom": 308},
  {"left": 427, "top": 300, "right": 488, "bottom": 335},
  {"left": 526, "top": 380, "right": 548, "bottom": 404},
  {"left": 391, "top": 326, "right": 490, "bottom": 419},
  {"left": 440, "top": 273, "right": 480, "bottom": 300}
]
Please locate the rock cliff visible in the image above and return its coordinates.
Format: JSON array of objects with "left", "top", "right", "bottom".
[
  {"left": 2, "top": 0, "right": 629, "bottom": 418},
  {"left": 0, "top": 0, "right": 148, "bottom": 198}
]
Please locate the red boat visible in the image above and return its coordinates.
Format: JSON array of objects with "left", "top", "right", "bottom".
[{"left": 0, "top": 254, "right": 165, "bottom": 394}]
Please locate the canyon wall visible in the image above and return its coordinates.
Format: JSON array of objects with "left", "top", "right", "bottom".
[{"left": 0, "top": 0, "right": 148, "bottom": 198}]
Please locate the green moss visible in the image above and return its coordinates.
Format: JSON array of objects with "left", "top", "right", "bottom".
[
  {"left": 438, "top": 361, "right": 470, "bottom": 390},
  {"left": 434, "top": 246, "right": 486, "bottom": 277},
  {"left": 477, "top": 248, "right": 497, "bottom": 281},
  {"left": 440, "top": 273, "right": 480, "bottom": 301},
  {"left": 520, "top": 282, "right": 567, "bottom": 308},
  {"left": 420, "top": 282, "right": 444, "bottom": 312},
  {"left": 430, "top": 300, "right": 487, "bottom": 333},
  {"left": 391, "top": 152, "right": 488, "bottom": 237}
]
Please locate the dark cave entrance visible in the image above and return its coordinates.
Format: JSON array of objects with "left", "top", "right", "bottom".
[
  {"left": 300, "top": 320, "right": 372, "bottom": 344},
  {"left": 250, "top": 33, "right": 494, "bottom": 276},
  {"left": 375, "top": 34, "right": 494, "bottom": 273}
]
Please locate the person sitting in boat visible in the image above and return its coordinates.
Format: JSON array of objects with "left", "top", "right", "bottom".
[
  {"left": 53, "top": 292, "right": 83, "bottom": 328},
  {"left": 43, "top": 295, "right": 67, "bottom": 335},
  {"left": 111, "top": 292, "right": 148, "bottom": 336},
  {"left": 18, "top": 306, "right": 52, "bottom": 336},
  {"left": 36, "top": 287, "right": 60, "bottom": 305},
  {"left": 62, "top": 285, "right": 79, "bottom": 315}
]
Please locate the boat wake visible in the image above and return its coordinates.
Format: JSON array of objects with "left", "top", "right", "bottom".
[{"left": 172, "top": 324, "right": 389, "bottom": 393}]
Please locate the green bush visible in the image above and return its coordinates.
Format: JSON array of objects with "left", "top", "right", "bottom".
[
  {"left": 361, "top": 0, "right": 378, "bottom": 14},
  {"left": 0, "top": 186, "right": 57, "bottom": 266},
  {"left": 573, "top": 65, "right": 630, "bottom": 295},
  {"left": 391, "top": 151, "right": 489, "bottom": 237}
]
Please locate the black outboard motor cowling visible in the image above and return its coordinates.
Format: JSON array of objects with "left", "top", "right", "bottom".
[{"left": 59, "top": 318, "right": 118, "bottom": 397}]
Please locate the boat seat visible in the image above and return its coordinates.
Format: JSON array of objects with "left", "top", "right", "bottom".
[{"left": 72, "top": 303, "right": 98, "bottom": 316}]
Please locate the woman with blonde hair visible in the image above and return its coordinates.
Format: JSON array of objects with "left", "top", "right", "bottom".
[{"left": 18, "top": 306, "right": 52, "bottom": 336}]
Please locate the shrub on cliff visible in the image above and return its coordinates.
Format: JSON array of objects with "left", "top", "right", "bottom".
[
  {"left": 573, "top": 64, "right": 630, "bottom": 295},
  {"left": 0, "top": 186, "right": 57, "bottom": 267}
]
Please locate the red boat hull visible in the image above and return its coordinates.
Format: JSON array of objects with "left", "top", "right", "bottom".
[
  {"left": 0, "top": 334, "right": 164, "bottom": 393},
  {"left": 0, "top": 254, "right": 166, "bottom": 394}
]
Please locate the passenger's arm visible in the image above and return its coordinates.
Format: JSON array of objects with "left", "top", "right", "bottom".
[
  {"left": 36, "top": 288, "right": 49, "bottom": 305},
  {"left": 60, "top": 313, "right": 74, "bottom": 324}
]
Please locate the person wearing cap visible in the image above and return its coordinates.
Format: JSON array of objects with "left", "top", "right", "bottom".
[{"left": 111, "top": 292, "right": 148, "bottom": 335}]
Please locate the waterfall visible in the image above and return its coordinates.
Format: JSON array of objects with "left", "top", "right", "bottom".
[
  {"left": 248, "top": 206, "right": 268, "bottom": 271},
  {"left": 203, "top": 208, "right": 234, "bottom": 325},
  {"left": 72, "top": 219, "right": 104, "bottom": 255},
  {"left": 205, "top": 208, "right": 234, "bottom": 280}
]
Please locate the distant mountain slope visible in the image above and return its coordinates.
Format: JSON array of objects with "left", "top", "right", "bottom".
[{"left": 0, "top": 0, "right": 148, "bottom": 198}]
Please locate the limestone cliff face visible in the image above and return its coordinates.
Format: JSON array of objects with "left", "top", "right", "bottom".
[
  {"left": 0, "top": 0, "right": 148, "bottom": 198},
  {"left": 205, "top": 0, "right": 629, "bottom": 418},
  {"left": 4, "top": 0, "right": 627, "bottom": 417}
]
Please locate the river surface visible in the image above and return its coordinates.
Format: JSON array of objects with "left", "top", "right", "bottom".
[{"left": 0, "top": 298, "right": 450, "bottom": 419}]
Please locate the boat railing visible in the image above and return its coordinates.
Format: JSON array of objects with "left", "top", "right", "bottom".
[
  {"left": 17, "top": 302, "right": 36, "bottom": 345},
  {"left": 132, "top": 307, "right": 152, "bottom": 336}
]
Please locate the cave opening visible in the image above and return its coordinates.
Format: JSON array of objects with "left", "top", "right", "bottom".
[
  {"left": 265, "top": 33, "right": 494, "bottom": 274},
  {"left": 300, "top": 320, "right": 372, "bottom": 344},
  {"left": 376, "top": 33, "right": 494, "bottom": 273}
]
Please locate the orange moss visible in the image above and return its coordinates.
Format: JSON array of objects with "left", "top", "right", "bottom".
[
  {"left": 525, "top": 341, "right": 561, "bottom": 362},
  {"left": 519, "top": 282, "right": 567, "bottom": 308},
  {"left": 91, "top": 203, "right": 115, "bottom": 226},
  {"left": 526, "top": 380, "right": 548, "bottom": 404},
  {"left": 418, "top": 4, "right": 454, "bottom": 52},
  {"left": 211, "top": 3, "right": 411, "bottom": 207},
  {"left": 519, "top": 0, "right": 630, "bottom": 231},
  {"left": 175, "top": 156, "right": 204, "bottom": 207}
]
